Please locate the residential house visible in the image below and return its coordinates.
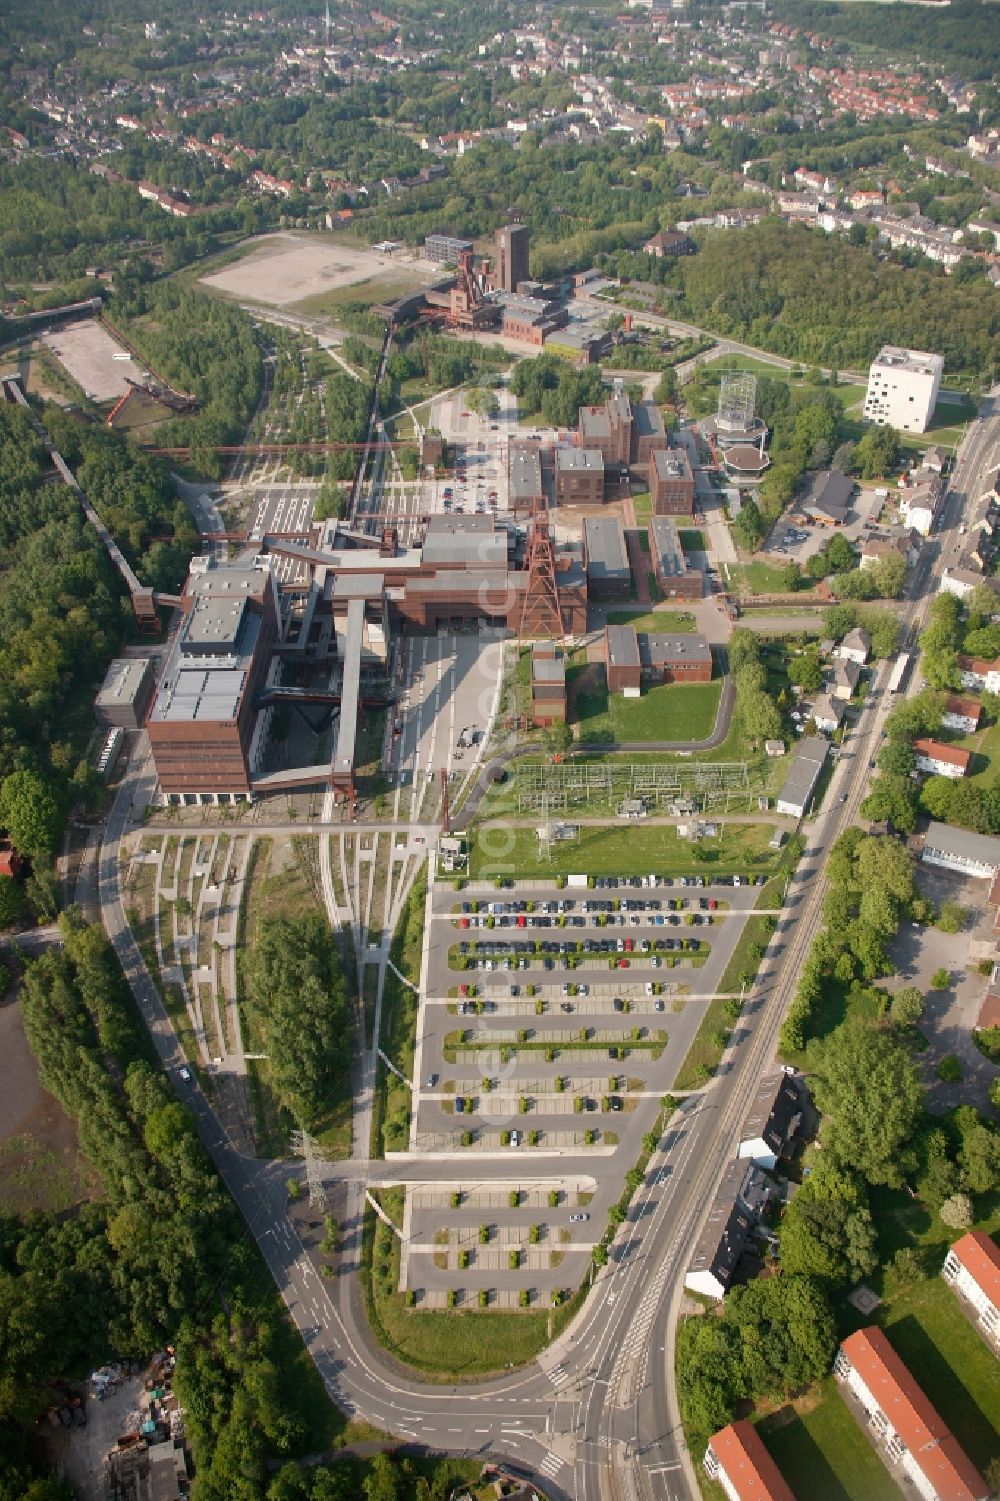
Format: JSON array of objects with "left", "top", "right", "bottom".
[
  {"left": 858, "top": 527, "right": 918, "bottom": 570},
  {"left": 834, "top": 1327, "right": 989, "bottom": 1501},
  {"left": 959, "top": 655, "right": 1000, "bottom": 695},
  {"left": 704, "top": 1421, "right": 796, "bottom": 1501},
  {"left": 899, "top": 476, "right": 944, "bottom": 537},
  {"left": 942, "top": 1231, "right": 1000, "bottom": 1349},
  {"left": 942, "top": 695, "right": 982, "bottom": 734},
  {"left": 811, "top": 694, "right": 845, "bottom": 734},
  {"left": 737, "top": 1072, "right": 804, "bottom": 1171},
  {"left": 836, "top": 627, "right": 871, "bottom": 666},
  {"left": 684, "top": 1159, "right": 774, "bottom": 1300},
  {"left": 922, "top": 822, "right": 1000, "bottom": 879},
  {"left": 643, "top": 229, "right": 695, "bottom": 257},
  {"left": 830, "top": 659, "right": 861, "bottom": 701},
  {"left": 912, "top": 739, "right": 970, "bottom": 780}
]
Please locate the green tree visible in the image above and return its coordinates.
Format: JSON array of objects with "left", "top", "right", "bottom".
[
  {"left": 939, "top": 1192, "right": 973, "bottom": 1229},
  {"left": 0, "top": 771, "right": 63, "bottom": 856},
  {"left": 0, "top": 875, "right": 24, "bottom": 929},
  {"left": 812, "top": 1023, "right": 922, "bottom": 1186},
  {"left": 890, "top": 986, "right": 925, "bottom": 1026},
  {"left": 936, "top": 900, "right": 967, "bottom": 934}
]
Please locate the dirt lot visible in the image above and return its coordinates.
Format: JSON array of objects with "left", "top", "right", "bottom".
[
  {"left": 199, "top": 231, "right": 426, "bottom": 309},
  {"left": 0, "top": 993, "right": 101, "bottom": 1215},
  {"left": 39, "top": 319, "right": 145, "bottom": 402}
]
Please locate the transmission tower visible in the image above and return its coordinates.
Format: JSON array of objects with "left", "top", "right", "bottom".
[
  {"left": 536, "top": 793, "right": 553, "bottom": 863},
  {"left": 518, "top": 502, "right": 564, "bottom": 642},
  {"left": 290, "top": 1128, "right": 328, "bottom": 1213}
]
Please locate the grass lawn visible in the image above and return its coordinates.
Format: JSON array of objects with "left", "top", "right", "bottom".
[
  {"left": 758, "top": 1378, "right": 899, "bottom": 1501},
  {"left": 953, "top": 715, "right": 1000, "bottom": 784},
  {"left": 468, "top": 821, "right": 779, "bottom": 880},
  {"left": 679, "top": 529, "right": 706, "bottom": 553},
  {"left": 878, "top": 1274, "right": 1000, "bottom": 1476},
  {"left": 605, "top": 608, "right": 697, "bottom": 632},
  {"left": 371, "top": 871, "right": 426, "bottom": 1157},
  {"left": 632, "top": 489, "right": 653, "bottom": 525},
  {"left": 728, "top": 559, "right": 819, "bottom": 597},
  {"left": 610, "top": 680, "right": 723, "bottom": 742}
]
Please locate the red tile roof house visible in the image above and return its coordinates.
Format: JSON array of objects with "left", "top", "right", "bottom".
[
  {"left": 942, "top": 1231, "right": 1000, "bottom": 1349},
  {"left": 834, "top": 1327, "right": 989, "bottom": 1501},
  {"left": 703, "top": 1420, "right": 795, "bottom": 1501},
  {"left": 912, "top": 738, "right": 971, "bottom": 780},
  {"left": 941, "top": 695, "right": 982, "bottom": 734}
]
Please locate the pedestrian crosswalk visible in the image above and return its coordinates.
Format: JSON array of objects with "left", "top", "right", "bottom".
[
  {"left": 538, "top": 1451, "right": 566, "bottom": 1480},
  {"left": 548, "top": 1362, "right": 574, "bottom": 1391}
]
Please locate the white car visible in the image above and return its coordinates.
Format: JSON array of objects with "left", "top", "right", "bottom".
[{"left": 570, "top": 1212, "right": 589, "bottom": 1223}]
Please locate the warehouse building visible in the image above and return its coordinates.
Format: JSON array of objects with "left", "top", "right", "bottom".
[
  {"left": 922, "top": 822, "right": 1000, "bottom": 879},
  {"left": 775, "top": 736, "right": 828, "bottom": 818},
  {"left": 423, "top": 233, "right": 473, "bottom": 266}
]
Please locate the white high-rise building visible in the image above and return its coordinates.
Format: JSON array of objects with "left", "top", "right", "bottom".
[{"left": 862, "top": 345, "right": 944, "bottom": 434}]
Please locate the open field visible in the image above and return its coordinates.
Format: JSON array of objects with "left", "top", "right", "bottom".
[
  {"left": 0, "top": 995, "right": 101, "bottom": 1216},
  {"left": 605, "top": 608, "right": 697, "bottom": 633},
  {"left": 199, "top": 231, "right": 430, "bottom": 310},
  {"left": 758, "top": 1378, "right": 899, "bottom": 1501},
  {"left": 953, "top": 715, "right": 1000, "bottom": 783},
  {"left": 727, "top": 559, "right": 819, "bottom": 596},
  {"left": 40, "top": 318, "right": 147, "bottom": 401},
  {"left": 468, "top": 821, "right": 779, "bottom": 879},
  {"left": 571, "top": 661, "right": 722, "bottom": 744}
]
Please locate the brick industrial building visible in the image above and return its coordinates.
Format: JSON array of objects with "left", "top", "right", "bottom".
[
  {"left": 584, "top": 515, "right": 631, "bottom": 601},
  {"left": 650, "top": 447, "right": 696, "bottom": 515},
  {"left": 604, "top": 624, "right": 712, "bottom": 693},
  {"left": 145, "top": 556, "right": 280, "bottom": 800},
  {"left": 530, "top": 642, "right": 567, "bottom": 724},
  {"left": 649, "top": 515, "right": 702, "bottom": 599}
]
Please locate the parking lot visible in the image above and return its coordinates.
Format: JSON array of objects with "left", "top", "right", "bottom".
[
  {"left": 396, "top": 872, "right": 762, "bottom": 1298},
  {"left": 246, "top": 483, "right": 317, "bottom": 583},
  {"left": 427, "top": 386, "right": 519, "bottom": 521},
  {"left": 762, "top": 485, "right": 885, "bottom": 565}
]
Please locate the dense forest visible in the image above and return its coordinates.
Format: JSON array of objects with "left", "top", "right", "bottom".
[
  {"left": 111, "top": 281, "right": 264, "bottom": 477},
  {"left": 674, "top": 221, "right": 1000, "bottom": 380},
  {"left": 0, "top": 398, "right": 196, "bottom": 865},
  {"left": 773, "top": 0, "right": 1000, "bottom": 79},
  {"left": 243, "top": 914, "right": 349, "bottom": 1130},
  {"left": 0, "top": 917, "right": 352, "bottom": 1501}
]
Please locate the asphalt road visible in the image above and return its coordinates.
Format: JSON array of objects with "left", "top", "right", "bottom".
[{"left": 97, "top": 391, "right": 1000, "bottom": 1500}]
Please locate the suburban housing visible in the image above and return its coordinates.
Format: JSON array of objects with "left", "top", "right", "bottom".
[
  {"left": 737, "top": 1071, "right": 804, "bottom": 1171},
  {"left": 941, "top": 1231, "right": 1000, "bottom": 1349},
  {"left": 921, "top": 822, "right": 1000, "bottom": 880},
  {"left": 684, "top": 1159, "right": 773, "bottom": 1301},
  {"left": 703, "top": 1421, "right": 795, "bottom": 1501},
  {"left": 834, "top": 1327, "right": 989, "bottom": 1501}
]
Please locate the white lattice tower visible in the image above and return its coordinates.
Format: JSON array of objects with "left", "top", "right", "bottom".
[{"left": 717, "top": 371, "right": 757, "bottom": 436}]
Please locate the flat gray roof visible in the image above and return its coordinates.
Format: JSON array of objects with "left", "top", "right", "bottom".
[
  {"left": 181, "top": 593, "right": 248, "bottom": 655},
  {"left": 606, "top": 623, "right": 640, "bottom": 667},
  {"left": 555, "top": 447, "right": 603, "bottom": 472},
  {"left": 96, "top": 656, "right": 152, "bottom": 707},
  {"left": 652, "top": 448, "right": 693, "bottom": 482},
  {"left": 508, "top": 445, "right": 543, "bottom": 501},
  {"left": 151, "top": 611, "right": 261, "bottom": 725},
  {"left": 649, "top": 514, "right": 686, "bottom": 577},
  {"left": 531, "top": 650, "right": 565, "bottom": 684},
  {"left": 334, "top": 596, "right": 365, "bottom": 776},
  {"left": 422, "top": 518, "right": 507, "bottom": 569},
  {"left": 923, "top": 821, "right": 1000, "bottom": 867},
  {"left": 634, "top": 400, "right": 665, "bottom": 438},
  {"left": 584, "top": 514, "right": 629, "bottom": 581},
  {"left": 641, "top": 632, "right": 711, "bottom": 667},
  {"left": 777, "top": 735, "right": 828, "bottom": 812},
  {"left": 331, "top": 572, "right": 385, "bottom": 599}
]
